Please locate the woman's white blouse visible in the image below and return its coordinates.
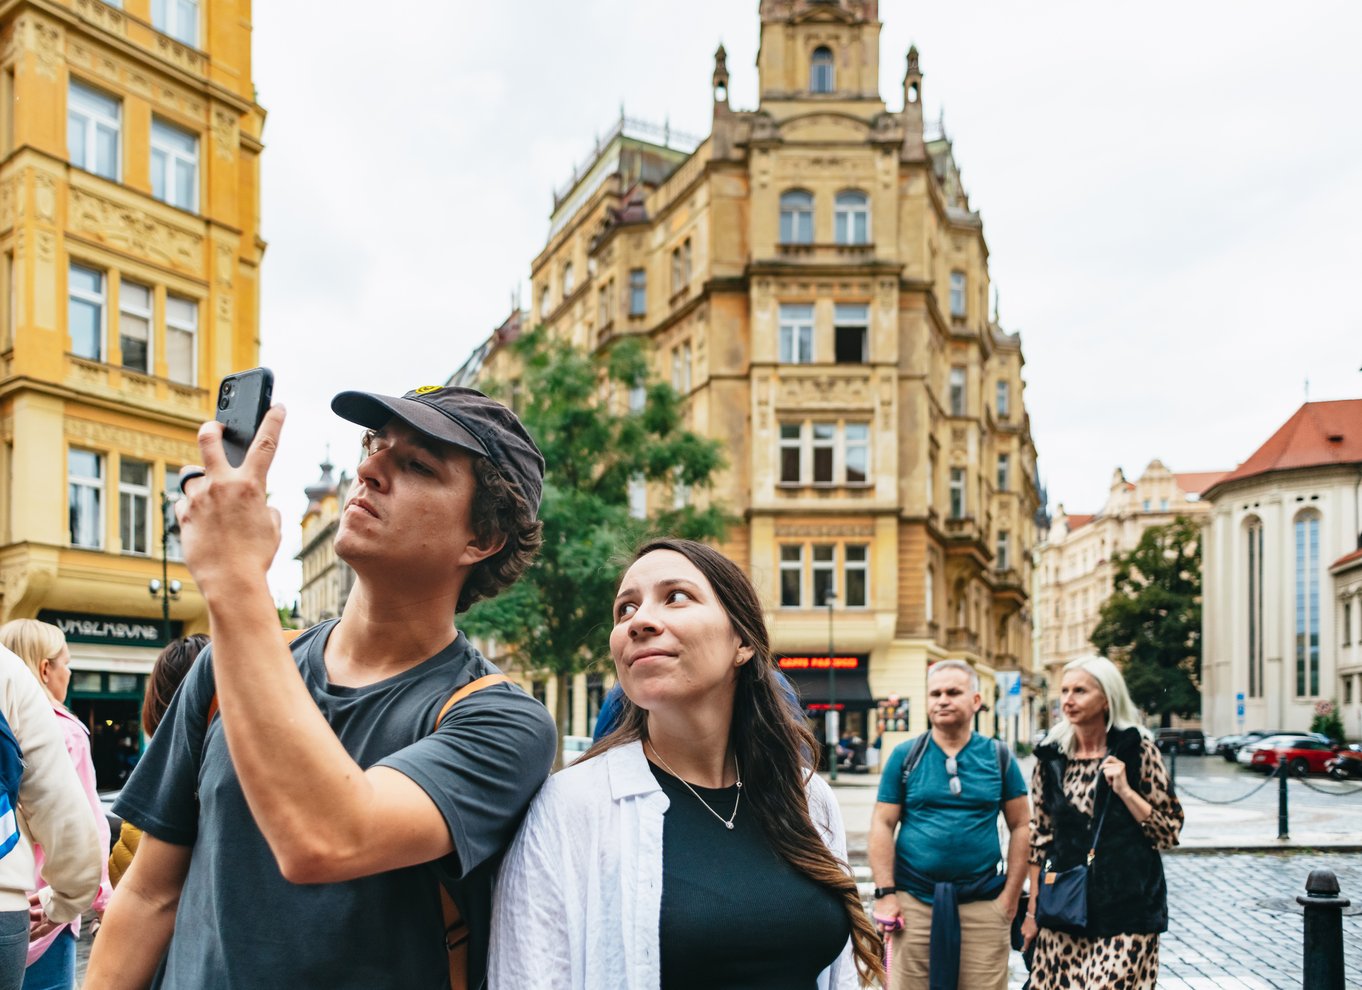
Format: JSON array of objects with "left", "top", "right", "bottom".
[{"left": 489, "top": 739, "right": 857, "bottom": 990}]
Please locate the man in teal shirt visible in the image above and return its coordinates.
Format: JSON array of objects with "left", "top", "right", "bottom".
[{"left": 869, "top": 660, "right": 1029, "bottom": 990}]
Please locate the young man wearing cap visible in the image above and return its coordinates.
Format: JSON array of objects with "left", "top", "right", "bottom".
[{"left": 88, "top": 387, "right": 557, "bottom": 990}]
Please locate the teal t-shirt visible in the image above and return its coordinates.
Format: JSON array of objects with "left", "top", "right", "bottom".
[{"left": 876, "top": 733, "right": 1028, "bottom": 901}]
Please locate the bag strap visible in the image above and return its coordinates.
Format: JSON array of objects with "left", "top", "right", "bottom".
[
  {"left": 994, "top": 738, "right": 1014, "bottom": 804},
  {"left": 1086, "top": 749, "right": 1113, "bottom": 864},
  {"left": 898, "top": 731, "right": 933, "bottom": 797},
  {"left": 434, "top": 673, "right": 509, "bottom": 990}
]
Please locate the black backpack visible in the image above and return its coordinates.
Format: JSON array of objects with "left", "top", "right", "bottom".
[{"left": 898, "top": 731, "right": 1015, "bottom": 803}]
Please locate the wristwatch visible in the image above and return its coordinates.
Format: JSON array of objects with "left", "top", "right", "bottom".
[{"left": 873, "top": 886, "right": 898, "bottom": 899}]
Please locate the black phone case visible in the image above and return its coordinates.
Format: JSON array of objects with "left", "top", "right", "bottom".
[{"left": 216, "top": 367, "right": 274, "bottom": 468}]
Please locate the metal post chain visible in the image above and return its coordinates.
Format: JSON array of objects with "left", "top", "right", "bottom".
[
  {"left": 1175, "top": 773, "right": 1279, "bottom": 805},
  {"left": 1293, "top": 776, "right": 1362, "bottom": 797}
]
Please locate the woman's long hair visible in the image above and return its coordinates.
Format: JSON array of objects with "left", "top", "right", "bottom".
[
  {"left": 142, "top": 635, "right": 209, "bottom": 735},
  {"left": 1043, "top": 654, "right": 1152, "bottom": 755},
  {"left": 0, "top": 619, "right": 66, "bottom": 702},
  {"left": 584, "top": 538, "right": 881, "bottom": 986}
]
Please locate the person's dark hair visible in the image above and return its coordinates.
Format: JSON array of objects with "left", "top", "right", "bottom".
[
  {"left": 457, "top": 456, "right": 543, "bottom": 613},
  {"left": 142, "top": 634, "right": 209, "bottom": 736},
  {"left": 584, "top": 537, "right": 881, "bottom": 986}
]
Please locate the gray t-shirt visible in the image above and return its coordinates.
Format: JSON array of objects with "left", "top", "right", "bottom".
[{"left": 114, "top": 619, "right": 556, "bottom": 989}]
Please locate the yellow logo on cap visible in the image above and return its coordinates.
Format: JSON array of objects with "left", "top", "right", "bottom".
[{"left": 413, "top": 385, "right": 442, "bottom": 395}]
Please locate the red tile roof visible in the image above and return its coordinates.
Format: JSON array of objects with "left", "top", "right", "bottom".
[
  {"left": 1206, "top": 400, "right": 1362, "bottom": 495},
  {"left": 1173, "top": 471, "right": 1226, "bottom": 496},
  {"left": 1332, "top": 547, "right": 1362, "bottom": 572},
  {"left": 1065, "top": 514, "right": 1095, "bottom": 531}
]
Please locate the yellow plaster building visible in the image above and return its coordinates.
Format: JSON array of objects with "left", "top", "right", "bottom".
[
  {"left": 471, "top": 0, "right": 1041, "bottom": 749},
  {"left": 0, "top": 0, "right": 263, "bottom": 780}
]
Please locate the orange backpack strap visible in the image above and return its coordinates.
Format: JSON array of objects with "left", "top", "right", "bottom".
[
  {"left": 206, "top": 693, "right": 219, "bottom": 725},
  {"left": 433, "top": 672, "right": 510, "bottom": 990}
]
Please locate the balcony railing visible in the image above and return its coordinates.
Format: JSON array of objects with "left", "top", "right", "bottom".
[{"left": 946, "top": 627, "right": 979, "bottom": 654}]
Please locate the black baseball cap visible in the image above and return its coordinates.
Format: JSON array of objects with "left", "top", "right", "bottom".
[{"left": 331, "top": 385, "right": 544, "bottom": 516}]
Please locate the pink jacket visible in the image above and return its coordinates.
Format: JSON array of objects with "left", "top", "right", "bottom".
[{"left": 28, "top": 705, "right": 112, "bottom": 966}]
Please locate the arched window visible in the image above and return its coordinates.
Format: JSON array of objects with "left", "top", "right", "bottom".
[
  {"left": 810, "top": 46, "right": 835, "bottom": 94},
  {"left": 779, "top": 190, "right": 814, "bottom": 244},
  {"left": 562, "top": 262, "right": 575, "bottom": 296},
  {"left": 1294, "top": 511, "right": 1321, "bottom": 696},
  {"left": 1244, "top": 516, "right": 1264, "bottom": 698},
  {"left": 834, "top": 190, "right": 870, "bottom": 245},
  {"left": 925, "top": 564, "right": 935, "bottom": 626}
]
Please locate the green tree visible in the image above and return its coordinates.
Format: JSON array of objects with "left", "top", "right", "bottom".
[
  {"left": 462, "top": 326, "right": 729, "bottom": 748},
  {"left": 1090, "top": 516, "right": 1202, "bottom": 727}
]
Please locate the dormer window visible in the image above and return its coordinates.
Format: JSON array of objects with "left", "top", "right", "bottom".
[{"left": 810, "top": 47, "right": 835, "bottom": 94}]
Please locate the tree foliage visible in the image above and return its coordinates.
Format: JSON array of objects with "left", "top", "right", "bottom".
[
  {"left": 462, "top": 325, "right": 730, "bottom": 740},
  {"left": 1090, "top": 516, "right": 1202, "bottom": 726}
]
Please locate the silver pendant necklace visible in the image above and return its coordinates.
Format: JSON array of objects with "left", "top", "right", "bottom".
[{"left": 647, "top": 740, "right": 743, "bottom": 830}]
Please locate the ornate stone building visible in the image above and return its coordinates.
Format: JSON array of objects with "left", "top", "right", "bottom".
[
  {"left": 470, "top": 0, "right": 1041, "bottom": 746},
  {"left": 297, "top": 456, "right": 355, "bottom": 628},
  {"left": 1202, "top": 400, "right": 1362, "bottom": 739},
  {"left": 0, "top": 0, "right": 264, "bottom": 774},
  {"left": 1033, "top": 461, "right": 1222, "bottom": 725}
]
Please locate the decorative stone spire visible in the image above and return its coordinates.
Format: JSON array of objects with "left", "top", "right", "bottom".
[
  {"left": 713, "top": 44, "right": 730, "bottom": 106},
  {"left": 901, "top": 45, "right": 925, "bottom": 162},
  {"left": 304, "top": 452, "right": 337, "bottom": 505}
]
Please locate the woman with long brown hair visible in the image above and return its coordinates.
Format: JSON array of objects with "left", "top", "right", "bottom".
[{"left": 490, "top": 538, "right": 879, "bottom": 988}]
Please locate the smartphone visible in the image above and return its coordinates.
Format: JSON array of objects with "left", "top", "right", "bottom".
[{"left": 215, "top": 367, "right": 274, "bottom": 468}]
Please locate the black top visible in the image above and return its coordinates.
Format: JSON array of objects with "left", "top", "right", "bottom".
[{"left": 651, "top": 762, "right": 850, "bottom": 989}]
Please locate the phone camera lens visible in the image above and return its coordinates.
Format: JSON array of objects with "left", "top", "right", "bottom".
[{"left": 218, "top": 380, "right": 235, "bottom": 410}]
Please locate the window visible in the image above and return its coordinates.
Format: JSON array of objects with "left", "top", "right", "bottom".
[
  {"left": 628, "top": 474, "right": 646, "bottom": 520},
  {"left": 925, "top": 564, "right": 935, "bottom": 625},
  {"left": 164, "top": 467, "right": 183, "bottom": 560},
  {"left": 670, "top": 341, "right": 692, "bottom": 393},
  {"left": 628, "top": 383, "right": 646, "bottom": 414},
  {"left": 949, "top": 366, "right": 966, "bottom": 416},
  {"left": 1343, "top": 601, "right": 1352, "bottom": 647},
  {"left": 996, "top": 531, "right": 1011, "bottom": 571},
  {"left": 812, "top": 545, "right": 835, "bottom": 605},
  {"left": 949, "top": 271, "right": 966, "bottom": 317},
  {"left": 152, "top": 0, "right": 198, "bottom": 46},
  {"left": 683, "top": 239, "right": 693, "bottom": 284},
  {"left": 927, "top": 453, "right": 936, "bottom": 509},
  {"left": 996, "top": 380, "right": 1010, "bottom": 419},
  {"left": 834, "top": 303, "right": 868, "bottom": 363},
  {"left": 1142, "top": 499, "right": 1151, "bottom": 511},
  {"left": 672, "top": 466, "right": 690, "bottom": 510},
  {"left": 539, "top": 284, "right": 551, "bottom": 317},
  {"left": 119, "top": 281, "right": 152, "bottom": 374},
  {"left": 1295, "top": 514, "right": 1320, "bottom": 696},
  {"left": 844, "top": 423, "right": 868, "bottom": 484},
  {"left": 780, "top": 545, "right": 803, "bottom": 607},
  {"left": 949, "top": 468, "right": 966, "bottom": 519},
  {"left": 1246, "top": 519, "right": 1263, "bottom": 697},
  {"left": 68, "top": 263, "right": 105, "bottom": 361},
  {"left": 597, "top": 282, "right": 612, "bottom": 326},
  {"left": 844, "top": 545, "right": 868, "bottom": 607},
  {"left": 68, "top": 449, "right": 103, "bottom": 548},
  {"left": 166, "top": 294, "right": 197, "bottom": 384},
  {"left": 68, "top": 80, "right": 120, "bottom": 180},
  {"left": 119, "top": 459, "right": 151, "bottom": 555},
  {"left": 778, "top": 304, "right": 814, "bottom": 364},
  {"left": 810, "top": 46, "right": 835, "bottom": 94},
  {"left": 779, "top": 421, "right": 870, "bottom": 486},
  {"left": 628, "top": 269, "right": 646, "bottom": 316},
  {"left": 997, "top": 453, "right": 1010, "bottom": 492},
  {"left": 1160, "top": 498, "right": 1169, "bottom": 511},
  {"left": 779, "top": 191, "right": 814, "bottom": 245},
  {"left": 562, "top": 262, "right": 575, "bottom": 296},
  {"left": 834, "top": 191, "right": 869, "bottom": 245},
  {"left": 1347, "top": 675, "right": 1355, "bottom": 706},
  {"left": 151, "top": 118, "right": 198, "bottom": 211}
]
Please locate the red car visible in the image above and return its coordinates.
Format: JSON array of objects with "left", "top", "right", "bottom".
[{"left": 1249, "top": 738, "right": 1341, "bottom": 775}]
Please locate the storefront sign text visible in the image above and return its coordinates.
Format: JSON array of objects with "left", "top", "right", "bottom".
[{"left": 38, "top": 610, "right": 181, "bottom": 648}]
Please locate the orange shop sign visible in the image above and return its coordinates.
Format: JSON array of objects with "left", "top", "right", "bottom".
[{"left": 777, "top": 655, "right": 862, "bottom": 671}]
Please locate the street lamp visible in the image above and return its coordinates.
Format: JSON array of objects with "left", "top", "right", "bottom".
[
  {"left": 148, "top": 492, "right": 182, "bottom": 643},
  {"left": 825, "top": 590, "right": 838, "bottom": 782}
]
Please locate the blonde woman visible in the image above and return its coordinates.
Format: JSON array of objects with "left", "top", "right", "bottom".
[
  {"left": 0, "top": 621, "right": 111, "bottom": 990},
  {"left": 1021, "top": 656, "right": 1183, "bottom": 990}
]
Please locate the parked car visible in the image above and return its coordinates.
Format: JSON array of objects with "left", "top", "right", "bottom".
[
  {"left": 1219, "top": 729, "right": 1290, "bottom": 761},
  {"left": 1236, "top": 734, "right": 1320, "bottom": 766},
  {"left": 1247, "top": 738, "right": 1342, "bottom": 775},
  {"left": 1155, "top": 729, "right": 1206, "bottom": 756},
  {"left": 1326, "top": 747, "right": 1362, "bottom": 780}
]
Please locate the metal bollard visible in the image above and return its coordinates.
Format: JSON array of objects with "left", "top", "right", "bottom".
[
  {"left": 1168, "top": 747, "right": 1177, "bottom": 788},
  {"left": 1277, "top": 760, "right": 1290, "bottom": 841},
  {"left": 1296, "top": 869, "right": 1350, "bottom": 990}
]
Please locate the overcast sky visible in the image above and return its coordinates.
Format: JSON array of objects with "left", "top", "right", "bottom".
[{"left": 252, "top": 0, "right": 1362, "bottom": 603}]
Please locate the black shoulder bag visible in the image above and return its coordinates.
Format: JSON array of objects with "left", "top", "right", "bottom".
[{"left": 1035, "top": 759, "right": 1109, "bottom": 936}]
